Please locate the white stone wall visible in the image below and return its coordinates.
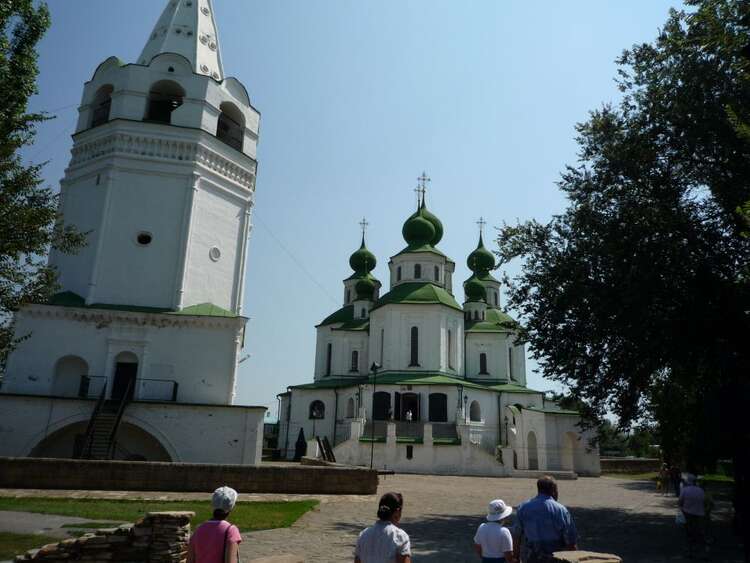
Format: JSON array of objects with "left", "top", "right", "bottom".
[
  {"left": 3, "top": 306, "right": 244, "bottom": 405},
  {"left": 368, "top": 304, "right": 464, "bottom": 374},
  {"left": 388, "top": 252, "right": 454, "bottom": 291},
  {"left": 0, "top": 394, "right": 265, "bottom": 464},
  {"left": 314, "top": 326, "right": 369, "bottom": 379}
]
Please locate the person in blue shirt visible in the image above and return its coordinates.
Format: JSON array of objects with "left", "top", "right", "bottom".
[{"left": 515, "top": 476, "right": 578, "bottom": 562}]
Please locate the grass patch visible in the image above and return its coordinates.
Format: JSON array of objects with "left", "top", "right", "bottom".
[
  {"left": 0, "top": 532, "right": 59, "bottom": 561},
  {"left": 0, "top": 498, "right": 319, "bottom": 533},
  {"left": 61, "top": 522, "right": 126, "bottom": 529}
]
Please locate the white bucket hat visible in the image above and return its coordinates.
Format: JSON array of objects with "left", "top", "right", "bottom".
[
  {"left": 212, "top": 486, "right": 238, "bottom": 513},
  {"left": 486, "top": 499, "right": 512, "bottom": 522}
]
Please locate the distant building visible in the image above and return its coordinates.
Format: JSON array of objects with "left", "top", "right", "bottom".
[
  {"left": 0, "top": 0, "right": 266, "bottom": 464},
  {"left": 279, "top": 189, "right": 601, "bottom": 477}
]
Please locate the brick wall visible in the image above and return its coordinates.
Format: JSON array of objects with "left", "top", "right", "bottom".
[
  {"left": 14, "top": 511, "right": 193, "bottom": 563},
  {"left": 0, "top": 457, "right": 378, "bottom": 495}
]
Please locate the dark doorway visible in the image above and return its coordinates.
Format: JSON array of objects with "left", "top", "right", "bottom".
[
  {"left": 112, "top": 361, "right": 137, "bottom": 401},
  {"left": 428, "top": 393, "right": 448, "bottom": 422},
  {"left": 401, "top": 392, "right": 420, "bottom": 421},
  {"left": 373, "top": 391, "right": 391, "bottom": 420}
]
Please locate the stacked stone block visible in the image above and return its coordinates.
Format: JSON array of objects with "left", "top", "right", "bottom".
[{"left": 14, "top": 512, "right": 195, "bottom": 563}]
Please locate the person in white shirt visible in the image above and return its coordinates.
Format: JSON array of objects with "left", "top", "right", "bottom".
[
  {"left": 355, "top": 492, "right": 411, "bottom": 563},
  {"left": 678, "top": 474, "right": 706, "bottom": 558},
  {"left": 474, "top": 499, "right": 515, "bottom": 563}
]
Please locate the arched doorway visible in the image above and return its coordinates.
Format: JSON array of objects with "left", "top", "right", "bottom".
[
  {"left": 469, "top": 400, "right": 482, "bottom": 422},
  {"left": 112, "top": 352, "right": 138, "bottom": 401},
  {"left": 373, "top": 392, "right": 391, "bottom": 420},
  {"left": 428, "top": 393, "right": 447, "bottom": 422},
  {"left": 527, "top": 431, "right": 539, "bottom": 470},
  {"left": 30, "top": 421, "right": 172, "bottom": 461},
  {"left": 346, "top": 397, "right": 355, "bottom": 418},
  {"left": 400, "top": 393, "right": 420, "bottom": 421},
  {"left": 52, "top": 355, "right": 88, "bottom": 397}
]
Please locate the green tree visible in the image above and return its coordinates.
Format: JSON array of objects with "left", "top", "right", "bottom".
[
  {"left": 0, "top": 1, "right": 84, "bottom": 370},
  {"left": 496, "top": 0, "right": 750, "bottom": 545}
]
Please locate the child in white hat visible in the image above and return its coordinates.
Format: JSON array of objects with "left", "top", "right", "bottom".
[
  {"left": 473, "top": 499, "right": 515, "bottom": 563},
  {"left": 188, "top": 486, "right": 241, "bottom": 563}
]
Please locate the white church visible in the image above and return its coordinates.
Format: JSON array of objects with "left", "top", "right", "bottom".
[
  {"left": 278, "top": 185, "right": 601, "bottom": 477},
  {"left": 0, "top": 0, "right": 266, "bottom": 464}
]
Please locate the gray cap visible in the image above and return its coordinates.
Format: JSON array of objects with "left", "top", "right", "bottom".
[{"left": 212, "top": 486, "right": 238, "bottom": 513}]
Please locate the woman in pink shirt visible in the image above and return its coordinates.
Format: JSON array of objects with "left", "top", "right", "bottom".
[{"left": 188, "top": 486, "right": 242, "bottom": 563}]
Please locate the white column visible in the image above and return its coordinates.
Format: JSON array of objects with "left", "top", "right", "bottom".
[
  {"left": 173, "top": 173, "right": 200, "bottom": 310},
  {"left": 86, "top": 170, "right": 116, "bottom": 305}
]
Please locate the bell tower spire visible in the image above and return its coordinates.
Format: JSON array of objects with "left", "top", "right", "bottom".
[{"left": 139, "top": 0, "right": 224, "bottom": 80}]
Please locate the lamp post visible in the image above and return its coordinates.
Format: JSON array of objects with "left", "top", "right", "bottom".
[
  {"left": 504, "top": 415, "right": 509, "bottom": 446},
  {"left": 369, "top": 362, "right": 381, "bottom": 470}
]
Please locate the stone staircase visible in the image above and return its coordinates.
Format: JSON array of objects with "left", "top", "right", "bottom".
[{"left": 84, "top": 402, "right": 122, "bottom": 459}]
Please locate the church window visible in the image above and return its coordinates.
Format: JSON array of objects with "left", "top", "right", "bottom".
[
  {"left": 136, "top": 232, "right": 153, "bottom": 246},
  {"left": 409, "top": 326, "right": 419, "bottom": 366},
  {"left": 414, "top": 264, "right": 421, "bottom": 279},
  {"left": 350, "top": 350, "right": 359, "bottom": 372},
  {"left": 325, "top": 343, "right": 332, "bottom": 376},
  {"left": 447, "top": 329, "right": 453, "bottom": 369},
  {"left": 473, "top": 310, "right": 479, "bottom": 320},
  {"left": 380, "top": 328, "right": 384, "bottom": 365},
  {"left": 90, "top": 85, "right": 113, "bottom": 128},
  {"left": 216, "top": 102, "right": 245, "bottom": 152},
  {"left": 309, "top": 400, "right": 325, "bottom": 419},
  {"left": 508, "top": 347, "right": 514, "bottom": 380},
  {"left": 397, "top": 266, "right": 402, "bottom": 281},
  {"left": 434, "top": 266, "right": 440, "bottom": 281},
  {"left": 345, "top": 289, "right": 351, "bottom": 303},
  {"left": 361, "top": 307, "right": 366, "bottom": 318},
  {"left": 428, "top": 393, "right": 448, "bottom": 422},
  {"left": 145, "top": 80, "right": 185, "bottom": 124},
  {"left": 479, "top": 353, "right": 488, "bottom": 375},
  {"left": 469, "top": 400, "right": 482, "bottom": 422},
  {"left": 494, "top": 291, "right": 498, "bottom": 306},
  {"left": 406, "top": 445, "right": 413, "bottom": 459}
]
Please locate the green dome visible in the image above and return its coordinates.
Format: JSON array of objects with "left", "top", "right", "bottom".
[
  {"left": 463, "top": 275, "right": 486, "bottom": 302},
  {"left": 402, "top": 207, "right": 436, "bottom": 247},
  {"left": 420, "top": 200, "right": 443, "bottom": 245},
  {"left": 467, "top": 234, "right": 495, "bottom": 273},
  {"left": 355, "top": 277, "right": 376, "bottom": 300},
  {"left": 349, "top": 237, "right": 377, "bottom": 274}
]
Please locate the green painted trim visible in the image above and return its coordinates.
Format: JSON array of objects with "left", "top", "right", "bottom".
[
  {"left": 316, "top": 305, "right": 354, "bottom": 327},
  {"left": 523, "top": 406, "right": 580, "bottom": 416},
  {"left": 44, "top": 292, "right": 239, "bottom": 318},
  {"left": 432, "top": 438, "right": 462, "bottom": 445},
  {"left": 396, "top": 437, "right": 423, "bottom": 444},
  {"left": 359, "top": 437, "right": 387, "bottom": 443}
]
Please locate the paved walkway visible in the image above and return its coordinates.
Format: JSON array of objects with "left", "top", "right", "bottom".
[{"left": 0, "top": 475, "right": 743, "bottom": 562}]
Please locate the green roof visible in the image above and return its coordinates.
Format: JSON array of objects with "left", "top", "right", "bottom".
[
  {"left": 465, "top": 308, "right": 516, "bottom": 333},
  {"left": 481, "top": 382, "right": 542, "bottom": 394},
  {"left": 317, "top": 305, "right": 353, "bottom": 327},
  {"left": 332, "top": 317, "right": 370, "bottom": 331},
  {"left": 523, "top": 406, "right": 580, "bottom": 416},
  {"left": 372, "top": 282, "right": 462, "bottom": 312},
  {"left": 393, "top": 245, "right": 449, "bottom": 259},
  {"left": 45, "top": 292, "right": 239, "bottom": 318}
]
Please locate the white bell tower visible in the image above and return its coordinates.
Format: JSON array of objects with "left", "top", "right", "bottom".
[{"left": 50, "top": 0, "right": 259, "bottom": 313}]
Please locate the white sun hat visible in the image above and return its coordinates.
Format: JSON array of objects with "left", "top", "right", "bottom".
[
  {"left": 486, "top": 499, "right": 513, "bottom": 522},
  {"left": 212, "top": 486, "right": 238, "bottom": 513}
]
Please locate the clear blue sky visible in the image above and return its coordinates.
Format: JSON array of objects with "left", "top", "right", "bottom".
[{"left": 26, "top": 1, "right": 683, "bottom": 419}]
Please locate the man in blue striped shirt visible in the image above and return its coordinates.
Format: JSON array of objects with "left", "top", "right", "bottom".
[{"left": 516, "top": 476, "right": 578, "bottom": 562}]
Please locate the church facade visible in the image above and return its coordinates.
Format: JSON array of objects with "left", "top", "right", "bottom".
[
  {"left": 0, "top": 0, "right": 266, "bottom": 464},
  {"left": 278, "top": 190, "right": 601, "bottom": 477}
]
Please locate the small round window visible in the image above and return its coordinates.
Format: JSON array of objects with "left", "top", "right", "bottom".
[
  {"left": 209, "top": 246, "right": 221, "bottom": 262},
  {"left": 136, "top": 232, "right": 153, "bottom": 246}
]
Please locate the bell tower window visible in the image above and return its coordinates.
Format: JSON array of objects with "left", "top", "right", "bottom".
[
  {"left": 350, "top": 350, "right": 359, "bottom": 372},
  {"left": 216, "top": 102, "right": 244, "bottom": 152},
  {"left": 325, "top": 343, "right": 332, "bottom": 376},
  {"left": 409, "top": 326, "right": 419, "bottom": 367},
  {"left": 414, "top": 264, "right": 421, "bottom": 279},
  {"left": 434, "top": 266, "right": 440, "bottom": 281},
  {"left": 90, "top": 85, "right": 113, "bottom": 128},
  {"left": 397, "top": 266, "right": 402, "bottom": 281},
  {"left": 479, "top": 353, "right": 488, "bottom": 375},
  {"left": 145, "top": 80, "right": 185, "bottom": 124}
]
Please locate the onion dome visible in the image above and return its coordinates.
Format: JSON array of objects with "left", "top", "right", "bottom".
[
  {"left": 349, "top": 236, "right": 377, "bottom": 274},
  {"left": 402, "top": 206, "right": 436, "bottom": 247},
  {"left": 420, "top": 199, "right": 443, "bottom": 245},
  {"left": 467, "top": 233, "right": 495, "bottom": 273},
  {"left": 355, "top": 276, "right": 376, "bottom": 300},
  {"left": 463, "top": 275, "right": 487, "bottom": 302}
]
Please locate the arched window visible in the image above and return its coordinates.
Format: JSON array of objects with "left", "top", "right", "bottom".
[
  {"left": 309, "top": 400, "right": 325, "bottom": 419},
  {"left": 380, "top": 328, "right": 385, "bottom": 364},
  {"left": 414, "top": 264, "right": 421, "bottom": 279},
  {"left": 113, "top": 351, "right": 138, "bottom": 402},
  {"left": 428, "top": 393, "right": 448, "bottom": 422},
  {"left": 474, "top": 310, "right": 479, "bottom": 320},
  {"left": 361, "top": 307, "right": 366, "bottom": 318},
  {"left": 397, "top": 266, "right": 402, "bottom": 281},
  {"left": 345, "top": 289, "right": 351, "bottom": 303},
  {"left": 494, "top": 291, "right": 498, "bottom": 306},
  {"left": 447, "top": 329, "right": 453, "bottom": 369},
  {"left": 434, "top": 265, "right": 440, "bottom": 281},
  {"left": 346, "top": 397, "right": 355, "bottom": 418},
  {"left": 469, "top": 400, "right": 482, "bottom": 422},
  {"left": 91, "top": 85, "right": 113, "bottom": 128},
  {"left": 53, "top": 355, "right": 89, "bottom": 398},
  {"left": 325, "top": 343, "right": 332, "bottom": 376},
  {"left": 350, "top": 350, "right": 359, "bottom": 372},
  {"left": 216, "top": 102, "right": 244, "bottom": 151},
  {"left": 508, "top": 346, "right": 514, "bottom": 380},
  {"left": 145, "top": 80, "right": 185, "bottom": 124},
  {"left": 479, "top": 353, "right": 488, "bottom": 374},
  {"left": 409, "top": 326, "right": 419, "bottom": 366}
]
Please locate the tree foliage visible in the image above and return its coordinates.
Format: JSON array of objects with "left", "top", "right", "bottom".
[
  {"left": 497, "top": 0, "right": 750, "bottom": 472},
  {"left": 0, "top": 1, "right": 84, "bottom": 369}
]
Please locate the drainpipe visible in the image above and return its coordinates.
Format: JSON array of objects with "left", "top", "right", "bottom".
[{"left": 333, "top": 389, "right": 339, "bottom": 446}]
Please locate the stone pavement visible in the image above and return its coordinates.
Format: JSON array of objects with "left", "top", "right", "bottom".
[{"left": 0, "top": 475, "right": 744, "bottom": 562}]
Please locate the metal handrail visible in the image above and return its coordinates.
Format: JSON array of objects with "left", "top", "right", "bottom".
[
  {"left": 135, "top": 378, "right": 179, "bottom": 402},
  {"left": 106, "top": 378, "right": 133, "bottom": 459},
  {"left": 78, "top": 381, "right": 107, "bottom": 459}
]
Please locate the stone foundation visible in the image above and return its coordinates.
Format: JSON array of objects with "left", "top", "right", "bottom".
[{"left": 14, "top": 511, "right": 193, "bottom": 563}]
